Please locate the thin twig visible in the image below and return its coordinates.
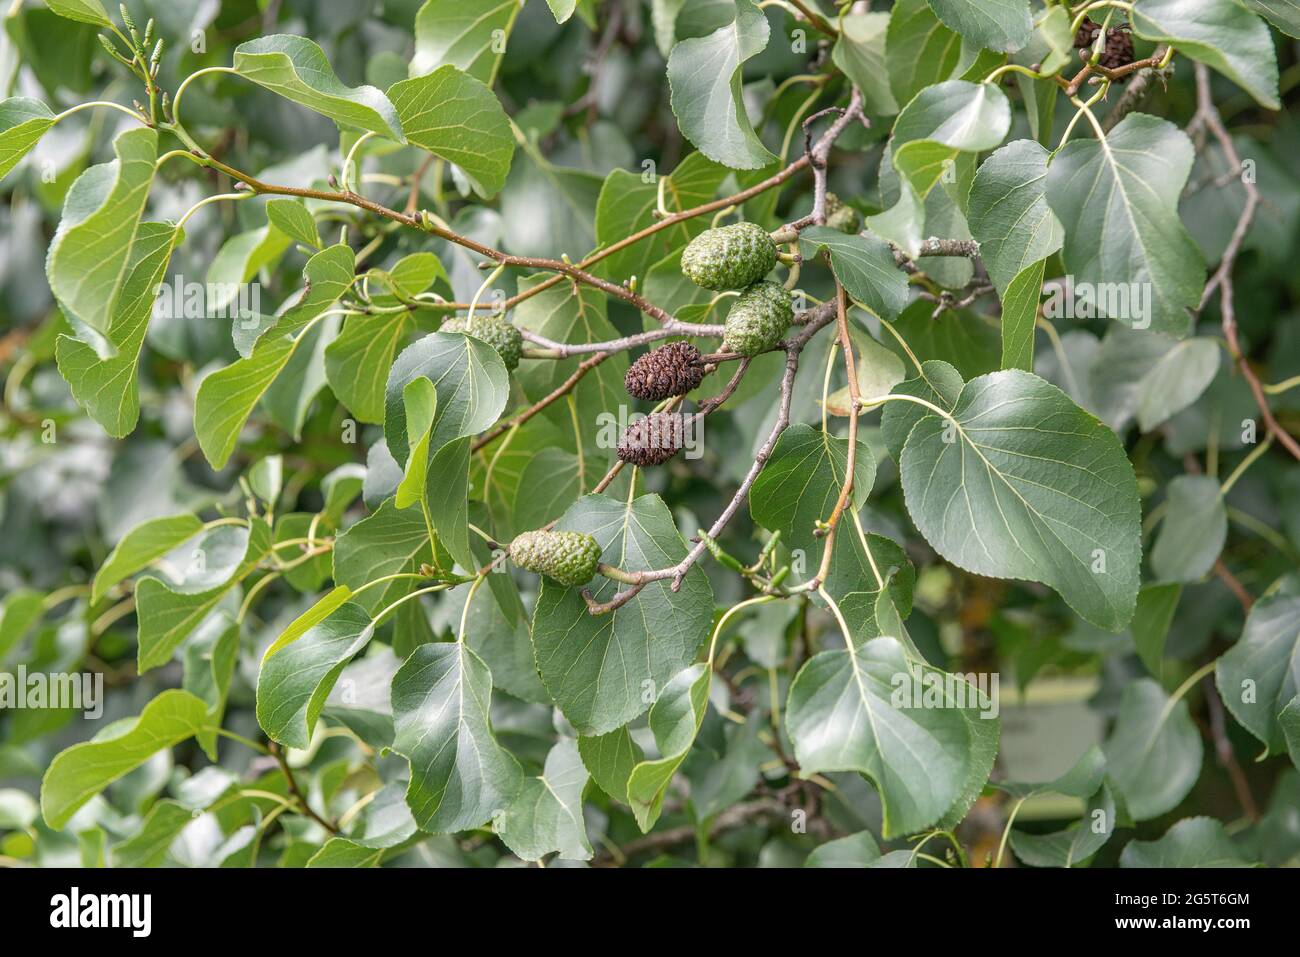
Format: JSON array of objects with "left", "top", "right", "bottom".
[
  {"left": 696, "top": 358, "right": 753, "bottom": 415},
  {"left": 1056, "top": 46, "right": 1170, "bottom": 96},
  {"left": 1202, "top": 676, "right": 1259, "bottom": 822},
  {"left": 271, "top": 742, "right": 338, "bottom": 834},
  {"left": 592, "top": 798, "right": 787, "bottom": 865},
  {"left": 891, "top": 238, "right": 981, "bottom": 267},
  {"left": 788, "top": 0, "right": 838, "bottom": 36},
  {"left": 791, "top": 87, "right": 865, "bottom": 229},
  {"left": 403, "top": 153, "right": 435, "bottom": 215},
  {"left": 1213, "top": 558, "right": 1254, "bottom": 613},
  {"left": 519, "top": 321, "right": 724, "bottom": 357},
  {"left": 200, "top": 153, "right": 804, "bottom": 329},
  {"left": 1190, "top": 63, "right": 1300, "bottom": 463},
  {"left": 472, "top": 352, "right": 612, "bottom": 452}
]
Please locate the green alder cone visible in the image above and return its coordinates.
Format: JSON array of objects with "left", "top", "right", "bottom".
[
  {"left": 680, "top": 222, "right": 778, "bottom": 290},
  {"left": 508, "top": 529, "right": 602, "bottom": 587},
  {"left": 722, "top": 281, "right": 794, "bottom": 356},
  {"left": 824, "top": 192, "right": 862, "bottom": 234},
  {"left": 441, "top": 314, "right": 523, "bottom": 371}
]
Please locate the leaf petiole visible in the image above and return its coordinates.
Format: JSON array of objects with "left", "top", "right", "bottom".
[
  {"left": 175, "top": 190, "right": 253, "bottom": 229},
  {"left": 707, "top": 594, "right": 778, "bottom": 669},
  {"left": 52, "top": 99, "right": 145, "bottom": 125}
]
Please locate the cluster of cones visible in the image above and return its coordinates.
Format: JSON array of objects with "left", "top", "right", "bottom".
[{"left": 615, "top": 341, "right": 707, "bottom": 466}]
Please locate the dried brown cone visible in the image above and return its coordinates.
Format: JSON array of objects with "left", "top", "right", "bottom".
[
  {"left": 624, "top": 341, "right": 705, "bottom": 401},
  {"left": 617, "top": 412, "right": 690, "bottom": 467},
  {"left": 1073, "top": 19, "right": 1101, "bottom": 49},
  {"left": 1073, "top": 19, "right": 1135, "bottom": 76}
]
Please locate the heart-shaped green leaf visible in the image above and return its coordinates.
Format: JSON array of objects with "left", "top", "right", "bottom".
[
  {"left": 968, "top": 139, "right": 1063, "bottom": 295},
  {"left": 785, "top": 636, "right": 999, "bottom": 837},
  {"left": 195, "top": 244, "right": 354, "bottom": 468},
  {"left": 899, "top": 370, "right": 1141, "bottom": 630},
  {"left": 43, "top": 0, "right": 110, "bottom": 25},
  {"left": 54, "top": 222, "right": 182, "bottom": 437},
  {"left": 1151, "top": 475, "right": 1227, "bottom": 583},
  {"left": 891, "top": 80, "right": 1010, "bottom": 196},
  {"left": 264, "top": 199, "right": 320, "bottom": 249},
  {"left": 625, "top": 663, "right": 710, "bottom": 830},
  {"left": 799, "top": 227, "right": 909, "bottom": 320},
  {"left": 1242, "top": 0, "right": 1300, "bottom": 37},
  {"left": 886, "top": 0, "right": 963, "bottom": 108},
  {"left": 332, "top": 499, "right": 435, "bottom": 614},
  {"left": 410, "top": 0, "right": 522, "bottom": 85},
  {"left": 832, "top": 13, "right": 900, "bottom": 116},
  {"left": 257, "top": 597, "right": 375, "bottom": 749},
  {"left": 751, "top": 423, "right": 877, "bottom": 556},
  {"left": 135, "top": 520, "right": 272, "bottom": 672},
  {"left": 1045, "top": 114, "right": 1206, "bottom": 337},
  {"left": 92, "top": 513, "right": 204, "bottom": 603},
  {"left": 384, "top": 331, "right": 510, "bottom": 467}
]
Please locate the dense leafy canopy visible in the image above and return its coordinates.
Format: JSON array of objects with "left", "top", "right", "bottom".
[{"left": 1, "top": 0, "right": 1298, "bottom": 871}]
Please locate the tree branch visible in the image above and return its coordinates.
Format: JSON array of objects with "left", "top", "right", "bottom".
[
  {"left": 1202, "top": 675, "right": 1259, "bottom": 822},
  {"left": 519, "top": 321, "right": 725, "bottom": 358},
  {"left": 788, "top": 0, "right": 838, "bottom": 37},
  {"left": 1190, "top": 63, "right": 1300, "bottom": 463},
  {"left": 271, "top": 742, "right": 338, "bottom": 834},
  {"left": 891, "top": 238, "right": 981, "bottom": 270},
  {"left": 1213, "top": 558, "right": 1254, "bottom": 614},
  {"left": 791, "top": 87, "right": 866, "bottom": 230},
  {"left": 592, "top": 798, "right": 787, "bottom": 865},
  {"left": 201, "top": 148, "right": 809, "bottom": 330},
  {"left": 1057, "top": 46, "right": 1171, "bottom": 97}
]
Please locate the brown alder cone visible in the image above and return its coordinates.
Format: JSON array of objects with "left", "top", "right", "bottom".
[
  {"left": 617, "top": 412, "right": 689, "bottom": 466},
  {"left": 624, "top": 341, "right": 705, "bottom": 401},
  {"left": 1073, "top": 19, "right": 1135, "bottom": 76}
]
